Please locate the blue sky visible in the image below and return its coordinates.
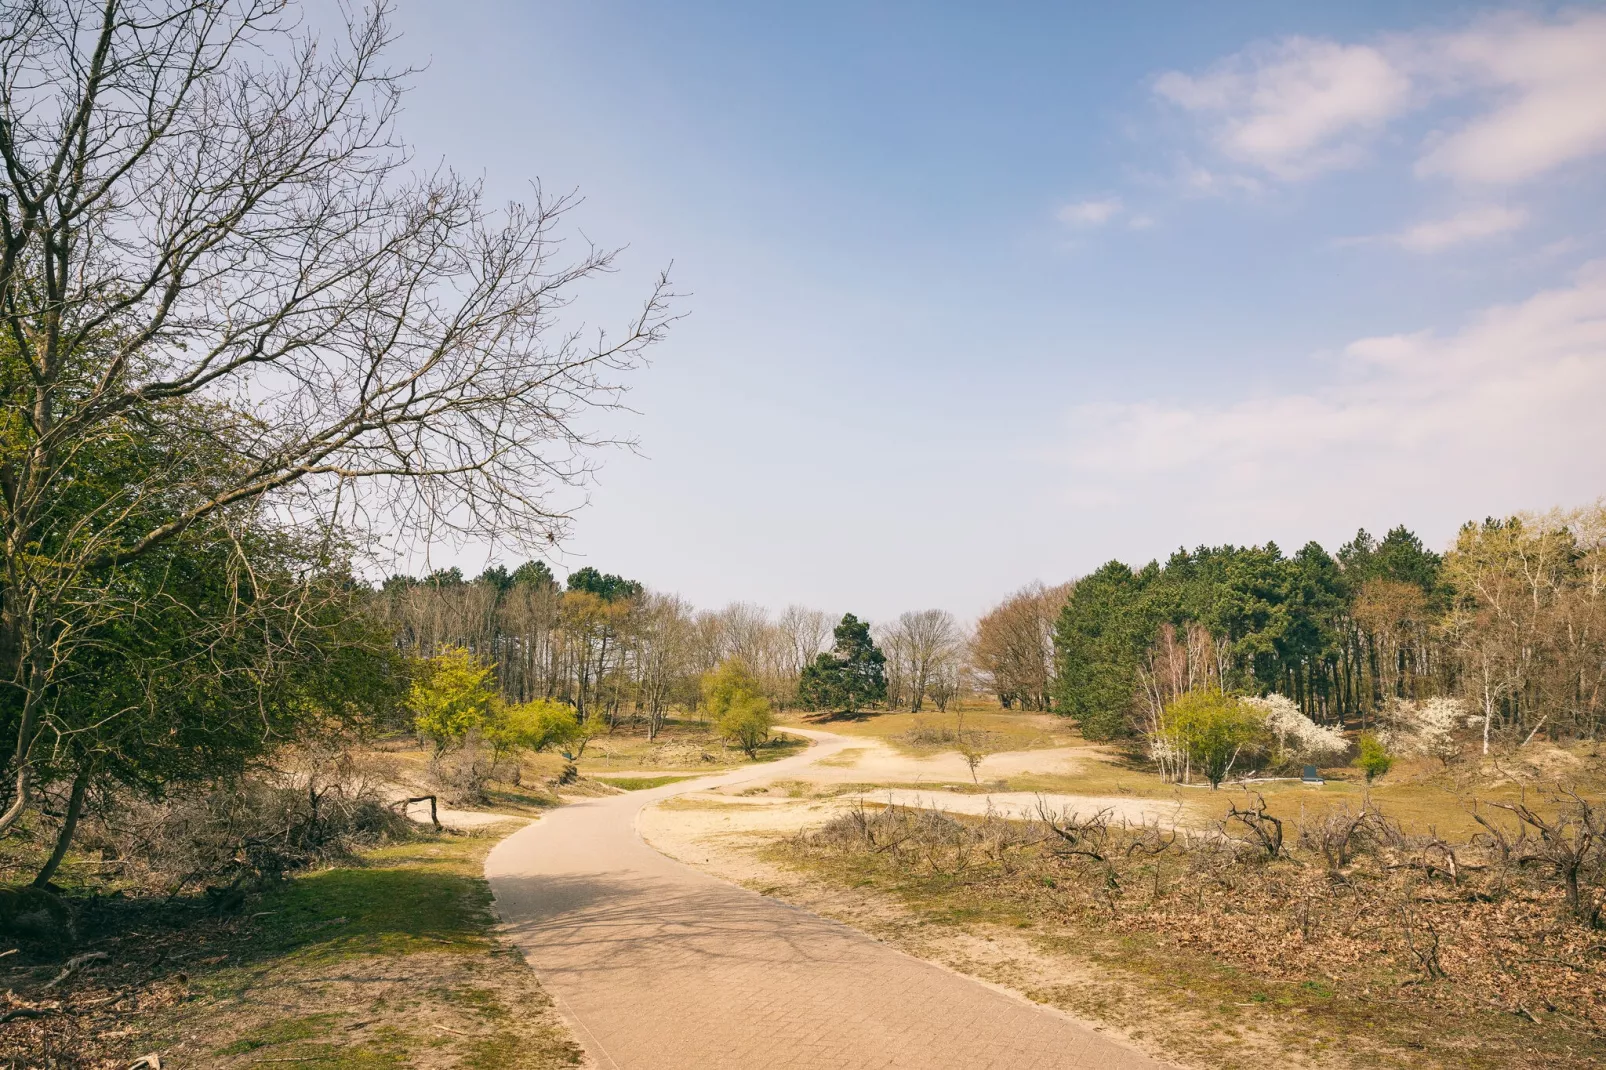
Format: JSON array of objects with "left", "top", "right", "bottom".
[{"left": 376, "top": 1, "right": 1606, "bottom": 620}]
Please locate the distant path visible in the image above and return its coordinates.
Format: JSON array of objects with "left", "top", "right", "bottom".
[{"left": 486, "top": 727, "right": 1171, "bottom": 1070}]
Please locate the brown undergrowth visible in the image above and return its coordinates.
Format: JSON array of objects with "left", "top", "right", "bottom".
[{"left": 777, "top": 788, "right": 1606, "bottom": 1069}]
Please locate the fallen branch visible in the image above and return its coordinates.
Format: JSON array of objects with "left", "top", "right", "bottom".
[
  {"left": 42, "top": 950, "right": 108, "bottom": 990},
  {"left": 393, "top": 796, "right": 441, "bottom": 830},
  {"left": 0, "top": 1005, "right": 64, "bottom": 1024}
]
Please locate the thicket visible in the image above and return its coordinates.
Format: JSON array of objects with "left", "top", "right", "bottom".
[
  {"left": 376, "top": 568, "right": 853, "bottom": 727},
  {"left": 795, "top": 792, "right": 1606, "bottom": 1047}
]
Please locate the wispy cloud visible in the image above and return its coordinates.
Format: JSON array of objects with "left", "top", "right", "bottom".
[
  {"left": 1415, "top": 13, "right": 1606, "bottom": 184},
  {"left": 1057, "top": 197, "right": 1124, "bottom": 226},
  {"left": 1373, "top": 205, "right": 1530, "bottom": 252},
  {"left": 1154, "top": 38, "right": 1410, "bottom": 180}
]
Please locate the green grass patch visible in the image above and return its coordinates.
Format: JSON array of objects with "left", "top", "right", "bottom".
[
  {"left": 239, "top": 838, "right": 497, "bottom": 963},
  {"left": 594, "top": 774, "right": 697, "bottom": 790},
  {"left": 144, "top": 831, "right": 584, "bottom": 1069},
  {"left": 214, "top": 1013, "right": 342, "bottom": 1054}
]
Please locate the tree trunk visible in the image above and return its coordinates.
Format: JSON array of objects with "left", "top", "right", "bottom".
[{"left": 33, "top": 765, "right": 90, "bottom": 888}]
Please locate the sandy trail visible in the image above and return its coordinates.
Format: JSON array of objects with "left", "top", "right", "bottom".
[{"left": 487, "top": 726, "right": 1173, "bottom": 1070}]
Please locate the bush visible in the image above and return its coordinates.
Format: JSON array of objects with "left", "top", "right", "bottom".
[
  {"left": 704, "top": 658, "right": 774, "bottom": 758},
  {"left": 718, "top": 695, "right": 774, "bottom": 758},
  {"left": 1163, "top": 691, "right": 1266, "bottom": 788},
  {"left": 1356, "top": 733, "right": 1394, "bottom": 783},
  {"left": 410, "top": 647, "right": 501, "bottom": 754},
  {"left": 1244, "top": 694, "right": 1347, "bottom": 769},
  {"left": 427, "top": 735, "right": 508, "bottom": 804}
]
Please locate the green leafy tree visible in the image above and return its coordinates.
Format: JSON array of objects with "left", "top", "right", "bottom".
[
  {"left": 796, "top": 614, "right": 887, "bottom": 713},
  {"left": 22, "top": 518, "right": 405, "bottom": 887},
  {"left": 486, "top": 698, "right": 580, "bottom": 762},
  {"left": 703, "top": 658, "right": 774, "bottom": 757},
  {"left": 410, "top": 648, "right": 502, "bottom": 754},
  {"left": 1355, "top": 733, "right": 1394, "bottom": 783},
  {"left": 1164, "top": 691, "right": 1265, "bottom": 789}
]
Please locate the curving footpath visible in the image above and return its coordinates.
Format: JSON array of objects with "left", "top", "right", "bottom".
[{"left": 486, "top": 728, "right": 1171, "bottom": 1070}]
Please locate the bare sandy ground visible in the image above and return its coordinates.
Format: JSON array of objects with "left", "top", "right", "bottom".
[
  {"left": 788, "top": 736, "right": 1091, "bottom": 782},
  {"left": 400, "top": 798, "right": 523, "bottom": 830},
  {"left": 638, "top": 727, "right": 1197, "bottom": 854}
]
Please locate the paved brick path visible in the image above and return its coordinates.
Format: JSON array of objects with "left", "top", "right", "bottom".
[{"left": 486, "top": 730, "right": 1171, "bottom": 1070}]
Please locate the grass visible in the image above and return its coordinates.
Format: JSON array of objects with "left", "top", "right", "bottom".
[
  {"left": 543, "top": 717, "right": 810, "bottom": 773},
  {"left": 128, "top": 829, "right": 584, "bottom": 1069},
  {"left": 784, "top": 702, "right": 1077, "bottom": 757},
  {"left": 594, "top": 773, "right": 698, "bottom": 790}
]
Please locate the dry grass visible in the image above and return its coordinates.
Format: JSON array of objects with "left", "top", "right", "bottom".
[{"left": 783, "top": 703, "right": 1076, "bottom": 757}]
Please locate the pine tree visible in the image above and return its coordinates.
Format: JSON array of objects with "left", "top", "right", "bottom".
[{"left": 797, "top": 613, "right": 887, "bottom": 713}]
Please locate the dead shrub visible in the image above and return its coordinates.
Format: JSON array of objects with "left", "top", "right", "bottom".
[
  {"left": 427, "top": 734, "right": 515, "bottom": 805},
  {"left": 76, "top": 775, "right": 410, "bottom": 901},
  {"left": 788, "top": 786, "right": 1606, "bottom": 1041}
]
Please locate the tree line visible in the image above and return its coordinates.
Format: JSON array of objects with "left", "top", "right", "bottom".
[
  {"left": 374, "top": 566, "right": 985, "bottom": 728},
  {"left": 1049, "top": 503, "right": 1606, "bottom": 751}
]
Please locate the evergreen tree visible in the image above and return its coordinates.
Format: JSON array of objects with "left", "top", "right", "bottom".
[
  {"left": 797, "top": 613, "right": 887, "bottom": 712},
  {"left": 511, "top": 559, "right": 558, "bottom": 590},
  {"left": 566, "top": 566, "right": 644, "bottom": 602},
  {"left": 1053, "top": 561, "right": 1155, "bottom": 739},
  {"left": 477, "top": 564, "right": 514, "bottom": 592}
]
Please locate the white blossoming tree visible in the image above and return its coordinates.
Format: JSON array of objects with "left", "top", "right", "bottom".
[
  {"left": 1377, "top": 697, "right": 1466, "bottom": 767},
  {"left": 1244, "top": 694, "right": 1348, "bottom": 767}
]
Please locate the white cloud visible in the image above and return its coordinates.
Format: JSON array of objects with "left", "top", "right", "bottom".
[
  {"left": 1416, "top": 12, "right": 1606, "bottom": 184},
  {"left": 1060, "top": 263, "right": 1606, "bottom": 528},
  {"left": 1388, "top": 205, "right": 1529, "bottom": 252},
  {"left": 1154, "top": 37, "right": 1411, "bottom": 179},
  {"left": 1154, "top": 12, "right": 1606, "bottom": 187},
  {"left": 1057, "top": 197, "right": 1124, "bottom": 226}
]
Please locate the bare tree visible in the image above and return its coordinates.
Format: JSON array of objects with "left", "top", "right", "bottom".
[
  {"left": 888, "top": 609, "right": 962, "bottom": 712},
  {"left": 776, "top": 604, "right": 830, "bottom": 684},
  {"left": 972, "top": 582, "right": 1072, "bottom": 711},
  {"left": 0, "top": 1, "right": 673, "bottom": 835},
  {"left": 634, "top": 592, "right": 694, "bottom": 740},
  {"left": 716, "top": 603, "right": 772, "bottom": 673}
]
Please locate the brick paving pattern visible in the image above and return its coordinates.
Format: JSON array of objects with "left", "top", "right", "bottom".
[{"left": 487, "top": 732, "right": 1170, "bottom": 1070}]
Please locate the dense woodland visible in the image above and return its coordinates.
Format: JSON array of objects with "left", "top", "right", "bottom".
[{"left": 1054, "top": 505, "right": 1606, "bottom": 752}]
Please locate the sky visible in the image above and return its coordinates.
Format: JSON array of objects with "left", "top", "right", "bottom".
[{"left": 369, "top": 0, "right": 1606, "bottom": 620}]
